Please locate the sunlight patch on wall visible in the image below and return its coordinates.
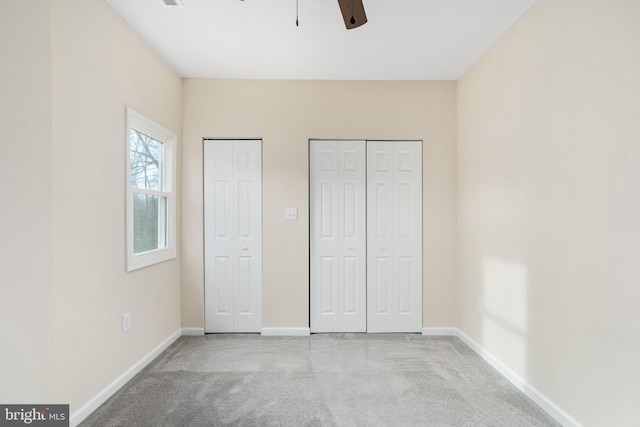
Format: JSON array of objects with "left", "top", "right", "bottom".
[{"left": 482, "top": 257, "right": 528, "bottom": 377}]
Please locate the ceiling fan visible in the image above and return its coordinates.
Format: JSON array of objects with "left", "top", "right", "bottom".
[{"left": 337, "top": 0, "right": 367, "bottom": 29}]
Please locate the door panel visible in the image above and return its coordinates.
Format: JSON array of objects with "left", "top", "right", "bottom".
[
  {"left": 321, "top": 256, "right": 336, "bottom": 314},
  {"left": 205, "top": 140, "right": 262, "bottom": 333},
  {"left": 343, "top": 256, "right": 357, "bottom": 313},
  {"left": 237, "top": 256, "right": 252, "bottom": 314},
  {"left": 398, "top": 256, "right": 412, "bottom": 313},
  {"left": 320, "top": 182, "right": 335, "bottom": 238},
  {"left": 394, "top": 141, "right": 422, "bottom": 331},
  {"left": 367, "top": 141, "right": 422, "bottom": 333},
  {"left": 375, "top": 257, "right": 390, "bottom": 314},
  {"left": 343, "top": 182, "right": 357, "bottom": 238},
  {"left": 311, "top": 140, "right": 366, "bottom": 332},
  {"left": 237, "top": 181, "right": 252, "bottom": 238},
  {"left": 215, "top": 256, "right": 231, "bottom": 314}
]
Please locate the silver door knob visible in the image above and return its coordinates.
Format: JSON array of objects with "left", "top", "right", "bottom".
[
  {"left": 381, "top": 247, "right": 386, "bottom": 251},
  {"left": 347, "top": 246, "right": 353, "bottom": 251},
  {"left": 242, "top": 246, "right": 248, "bottom": 251}
]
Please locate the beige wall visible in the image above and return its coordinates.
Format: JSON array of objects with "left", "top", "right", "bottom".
[
  {"left": 182, "top": 80, "right": 457, "bottom": 329},
  {"left": 0, "top": 0, "right": 54, "bottom": 403},
  {"left": 457, "top": 0, "right": 640, "bottom": 425},
  {"left": 51, "top": 0, "right": 182, "bottom": 413}
]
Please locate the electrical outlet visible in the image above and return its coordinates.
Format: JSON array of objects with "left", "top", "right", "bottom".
[
  {"left": 476, "top": 297, "right": 484, "bottom": 315},
  {"left": 122, "top": 312, "right": 131, "bottom": 332}
]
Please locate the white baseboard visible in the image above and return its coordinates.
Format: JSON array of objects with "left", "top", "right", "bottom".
[
  {"left": 421, "top": 327, "right": 457, "bottom": 336},
  {"left": 69, "top": 328, "right": 181, "bottom": 427},
  {"left": 454, "top": 329, "right": 583, "bottom": 427},
  {"left": 261, "top": 327, "right": 310, "bottom": 336},
  {"left": 181, "top": 327, "right": 205, "bottom": 336}
]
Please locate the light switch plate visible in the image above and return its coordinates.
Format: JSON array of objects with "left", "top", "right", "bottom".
[
  {"left": 285, "top": 208, "right": 298, "bottom": 220},
  {"left": 122, "top": 312, "right": 131, "bottom": 332}
]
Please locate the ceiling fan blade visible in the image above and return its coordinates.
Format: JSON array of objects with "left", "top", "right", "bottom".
[{"left": 337, "top": 0, "right": 367, "bottom": 29}]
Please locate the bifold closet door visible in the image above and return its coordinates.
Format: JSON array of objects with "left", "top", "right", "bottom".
[
  {"left": 367, "top": 141, "right": 422, "bottom": 333},
  {"left": 204, "top": 140, "right": 262, "bottom": 333},
  {"left": 310, "top": 140, "right": 367, "bottom": 332}
]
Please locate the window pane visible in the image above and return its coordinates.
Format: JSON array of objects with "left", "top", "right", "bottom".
[
  {"left": 133, "top": 194, "right": 167, "bottom": 253},
  {"left": 130, "top": 129, "right": 163, "bottom": 191}
]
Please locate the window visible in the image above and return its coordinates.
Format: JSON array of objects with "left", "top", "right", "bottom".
[{"left": 126, "top": 107, "right": 177, "bottom": 271}]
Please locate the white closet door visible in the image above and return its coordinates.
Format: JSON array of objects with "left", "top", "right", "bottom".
[
  {"left": 204, "top": 140, "right": 262, "bottom": 333},
  {"left": 367, "top": 141, "right": 422, "bottom": 332},
  {"left": 310, "top": 140, "right": 366, "bottom": 332}
]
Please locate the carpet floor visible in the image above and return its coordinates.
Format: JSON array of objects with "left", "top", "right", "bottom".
[{"left": 81, "top": 334, "right": 559, "bottom": 426}]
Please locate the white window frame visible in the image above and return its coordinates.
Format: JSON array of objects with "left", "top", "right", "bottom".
[{"left": 126, "top": 107, "right": 177, "bottom": 271}]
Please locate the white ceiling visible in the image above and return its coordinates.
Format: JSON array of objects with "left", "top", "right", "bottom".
[{"left": 105, "top": 0, "right": 536, "bottom": 80}]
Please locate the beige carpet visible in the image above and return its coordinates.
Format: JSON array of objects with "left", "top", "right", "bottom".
[{"left": 81, "top": 334, "right": 559, "bottom": 426}]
